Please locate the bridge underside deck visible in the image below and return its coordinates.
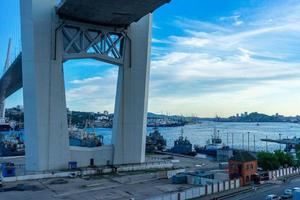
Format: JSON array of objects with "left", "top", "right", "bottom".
[
  {"left": 0, "top": 54, "right": 22, "bottom": 99},
  {"left": 0, "top": 1, "right": 171, "bottom": 100},
  {"left": 57, "top": 0, "right": 170, "bottom": 26}
]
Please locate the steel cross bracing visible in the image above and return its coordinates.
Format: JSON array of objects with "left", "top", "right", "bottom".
[{"left": 60, "top": 21, "right": 127, "bottom": 65}]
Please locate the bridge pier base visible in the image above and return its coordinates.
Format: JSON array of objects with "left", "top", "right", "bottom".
[
  {"left": 112, "top": 15, "right": 152, "bottom": 164},
  {"left": 19, "top": 0, "right": 152, "bottom": 171},
  {"left": 20, "top": 0, "right": 69, "bottom": 171}
]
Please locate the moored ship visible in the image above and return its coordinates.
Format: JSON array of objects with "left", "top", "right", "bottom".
[
  {"left": 194, "top": 128, "right": 228, "bottom": 157},
  {"left": 0, "top": 132, "right": 25, "bottom": 157},
  {"left": 169, "top": 128, "right": 196, "bottom": 156},
  {"left": 68, "top": 126, "right": 104, "bottom": 147},
  {"left": 0, "top": 118, "right": 11, "bottom": 132},
  {"left": 146, "top": 127, "right": 166, "bottom": 153}
]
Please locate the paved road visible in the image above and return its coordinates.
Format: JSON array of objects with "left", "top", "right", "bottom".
[{"left": 232, "top": 178, "right": 300, "bottom": 200}]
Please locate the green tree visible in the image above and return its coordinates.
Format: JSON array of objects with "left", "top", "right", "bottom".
[
  {"left": 257, "top": 151, "right": 296, "bottom": 171},
  {"left": 295, "top": 144, "right": 300, "bottom": 165},
  {"left": 274, "top": 150, "right": 295, "bottom": 167},
  {"left": 257, "top": 152, "right": 280, "bottom": 171}
]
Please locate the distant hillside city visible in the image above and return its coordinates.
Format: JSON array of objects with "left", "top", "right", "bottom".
[
  {"left": 4, "top": 106, "right": 300, "bottom": 128},
  {"left": 215, "top": 112, "right": 300, "bottom": 123},
  {"left": 4, "top": 106, "right": 197, "bottom": 128}
]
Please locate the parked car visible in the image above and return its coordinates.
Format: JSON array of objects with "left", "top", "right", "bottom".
[
  {"left": 280, "top": 194, "right": 292, "bottom": 199},
  {"left": 284, "top": 189, "right": 293, "bottom": 195},
  {"left": 292, "top": 187, "right": 300, "bottom": 191},
  {"left": 266, "top": 194, "right": 281, "bottom": 200},
  {"left": 280, "top": 189, "right": 293, "bottom": 199}
]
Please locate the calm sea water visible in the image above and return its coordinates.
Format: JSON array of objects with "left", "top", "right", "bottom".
[
  {"left": 88, "top": 122, "right": 300, "bottom": 152},
  {"left": 3, "top": 122, "right": 300, "bottom": 152}
]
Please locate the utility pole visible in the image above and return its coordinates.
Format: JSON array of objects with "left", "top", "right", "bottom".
[
  {"left": 265, "top": 136, "right": 268, "bottom": 152},
  {"left": 253, "top": 134, "right": 256, "bottom": 152},
  {"left": 227, "top": 132, "right": 229, "bottom": 146},
  {"left": 279, "top": 133, "right": 282, "bottom": 151},
  {"left": 232, "top": 132, "right": 234, "bottom": 149},
  {"left": 247, "top": 132, "right": 250, "bottom": 151},
  {"left": 242, "top": 133, "right": 244, "bottom": 150}
]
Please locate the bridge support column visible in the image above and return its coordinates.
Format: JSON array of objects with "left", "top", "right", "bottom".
[
  {"left": 112, "top": 15, "right": 152, "bottom": 164},
  {"left": 20, "top": 0, "right": 69, "bottom": 171}
]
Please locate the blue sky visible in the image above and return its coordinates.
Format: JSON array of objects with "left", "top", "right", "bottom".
[{"left": 1, "top": 0, "right": 300, "bottom": 117}]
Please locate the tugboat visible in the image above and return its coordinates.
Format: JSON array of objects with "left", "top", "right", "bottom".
[
  {"left": 194, "top": 128, "right": 228, "bottom": 157},
  {"left": 169, "top": 128, "right": 196, "bottom": 156},
  {"left": 146, "top": 127, "right": 166, "bottom": 153}
]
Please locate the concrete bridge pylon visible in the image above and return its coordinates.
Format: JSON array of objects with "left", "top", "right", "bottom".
[{"left": 20, "top": 0, "right": 154, "bottom": 171}]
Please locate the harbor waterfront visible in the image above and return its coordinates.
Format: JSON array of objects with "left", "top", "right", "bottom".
[
  {"left": 1, "top": 0, "right": 300, "bottom": 199},
  {"left": 89, "top": 122, "right": 300, "bottom": 152},
  {"left": 153, "top": 122, "right": 300, "bottom": 152},
  {"left": 3, "top": 122, "right": 300, "bottom": 153}
]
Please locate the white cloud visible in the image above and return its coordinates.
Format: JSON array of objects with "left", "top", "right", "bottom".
[
  {"left": 152, "top": 23, "right": 161, "bottom": 29},
  {"left": 62, "top": 1, "right": 300, "bottom": 116},
  {"left": 152, "top": 38, "right": 170, "bottom": 44},
  {"left": 70, "top": 76, "right": 103, "bottom": 84},
  {"left": 66, "top": 69, "right": 118, "bottom": 112},
  {"left": 220, "top": 14, "right": 244, "bottom": 26},
  {"left": 148, "top": 1, "right": 300, "bottom": 116},
  {"left": 175, "top": 17, "right": 232, "bottom": 33}
]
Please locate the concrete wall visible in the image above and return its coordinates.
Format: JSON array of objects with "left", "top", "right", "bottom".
[
  {"left": 70, "top": 145, "right": 113, "bottom": 167},
  {"left": 146, "top": 179, "right": 241, "bottom": 200},
  {"left": 230, "top": 180, "right": 235, "bottom": 189},
  {"left": 224, "top": 180, "right": 229, "bottom": 190},
  {"left": 117, "top": 162, "right": 173, "bottom": 172},
  {"left": 213, "top": 183, "right": 218, "bottom": 193},
  {"left": 219, "top": 182, "right": 224, "bottom": 192},
  {"left": 268, "top": 167, "right": 300, "bottom": 181},
  {"left": 2, "top": 161, "right": 174, "bottom": 182},
  {"left": 206, "top": 184, "right": 212, "bottom": 194}
]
